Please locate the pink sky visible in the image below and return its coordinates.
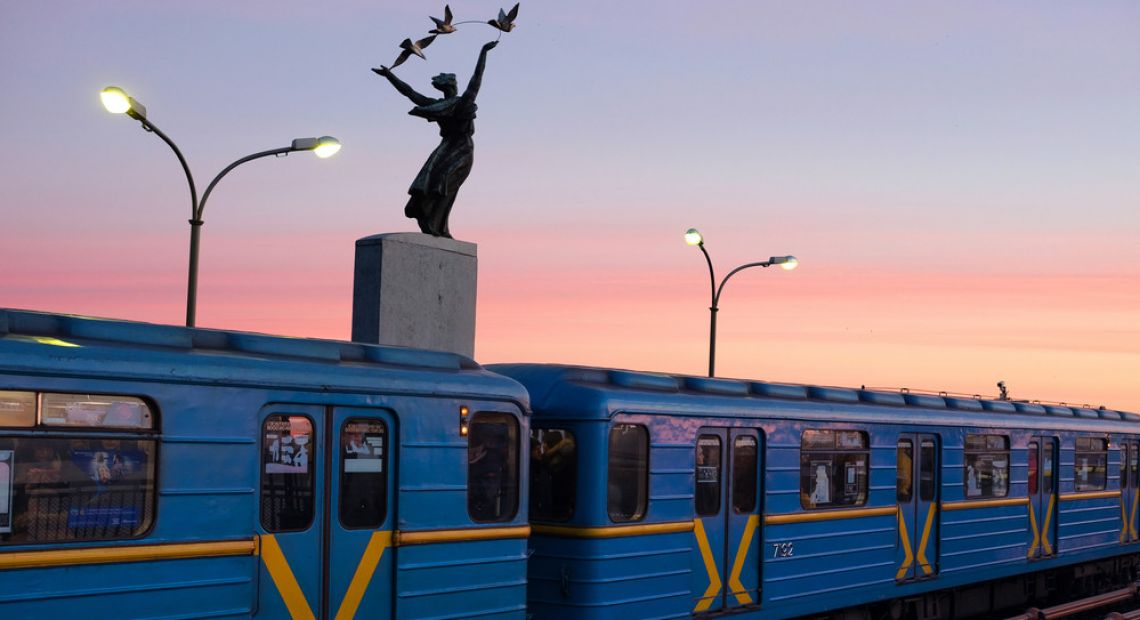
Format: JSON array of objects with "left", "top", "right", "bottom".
[{"left": 2, "top": 2, "right": 1138, "bottom": 411}]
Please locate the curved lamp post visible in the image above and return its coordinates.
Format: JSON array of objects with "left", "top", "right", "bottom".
[
  {"left": 101, "top": 86, "right": 341, "bottom": 327},
  {"left": 684, "top": 228, "right": 798, "bottom": 377}
]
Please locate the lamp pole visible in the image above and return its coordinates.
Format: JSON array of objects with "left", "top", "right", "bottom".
[
  {"left": 101, "top": 87, "right": 340, "bottom": 327},
  {"left": 684, "top": 228, "right": 798, "bottom": 377}
]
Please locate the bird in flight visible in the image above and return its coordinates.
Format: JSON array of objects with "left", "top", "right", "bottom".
[
  {"left": 391, "top": 35, "right": 437, "bottom": 68},
  {"left": 430, "top": 5, "right": 456, "bottom": 34},
  {"left": 488, "top": 3, "right": 519, "bottom": 32}
]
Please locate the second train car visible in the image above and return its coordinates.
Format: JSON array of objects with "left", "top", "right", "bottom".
[{"left": 494, "top": 363, "right": 1140, "bottom": 620}]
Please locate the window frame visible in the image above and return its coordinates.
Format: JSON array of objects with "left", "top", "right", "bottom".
[
  {"left": 466, "top": 411, "right": 521, "bottom": 523},
  {"left": 259, "top": 414, "right": 317, "bottom": 533},
  {"left": 338, "top": 417, "right": 388, "bottom": 530},
  {"left": 962, "top": 433, "right": 1010, "bottom": 500},
  {"left": 1073, "top": 436, "right": 1108, "bottom": 492},
  {"left": 799, "top": 429, "right": 870, "bottom": 511},
  {"left": 0, "top": 389, "right": 160, "bottom": 546},
  {"left": 607, "top": 423, "right": 649, "bottom": 523}
]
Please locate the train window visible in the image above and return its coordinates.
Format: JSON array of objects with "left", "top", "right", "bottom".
[
  {"left": 800, "top": 429, "right": 869, "bottom": 510},
  {"left": 530, "top": 428, "right": 576, "bottom": 521},
  {"left": 339, "top": 419, "right": 387, "bottom": 529},
  {"left": 468, "top": 413, "right": 520, "bottom": 523},
  {"left": 732, "top": 436, "right": 758, "bottom": 514},
  {"left": 1131, "top": 446, "right": 1138, "bottom": 490},
  {"left": 260, "top": 415, "right": 315, "bottom": 532},
  {"left": 695, "top": 435, "right": 722, "bottom": 516},
  {"left": 0, "top": 391, "right": 35, "bottom": 427},
  {"left": 964, "top": 434, "right": 1009, "bottom": 499},
  {"left": 608, "top": 424, "right": 648, "bottom": 522},
  {"left": 1028, "top": 443, "right": 1039, "bottom": 495},
  {"left": 1121, "top": 445, "right": 1128, "bottom": 490},
  {"left": 897, "top": 439, "right": 913, "bottom": 503},
  {"left": 40, "top": 393, "right": 153, "bottom": 430},
  {"left": 919, "top": 439, "right": 936, "bottom": 501},
  {"left": 0, "top": 436, "right": 156, "bottom": 544},
  {"left": 1074, "top": 437, "right": 1108, "bottom": 492}
]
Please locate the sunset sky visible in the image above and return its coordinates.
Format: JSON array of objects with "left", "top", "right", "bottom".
[{"left": 2, "top": 2, "right": 1137, "bottom": 411}]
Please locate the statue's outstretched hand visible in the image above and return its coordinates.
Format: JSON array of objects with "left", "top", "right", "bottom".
[
  {"left": 482, "top": 41, "right": 499, "bottom": 52},
  {"left": 372, "top": 66, "right": 392, "bottom": 77}
]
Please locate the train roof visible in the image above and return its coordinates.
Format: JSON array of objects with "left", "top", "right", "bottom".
[
  {"left": 0, "top": 308, "right": 528, "bottom": 405},
  {"left": 489, "top": 363, "right": 1139, "bottom": 431}
]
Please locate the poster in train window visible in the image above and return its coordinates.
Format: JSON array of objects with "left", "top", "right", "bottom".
[
  {"left": 800, "top": 429, "right": 869, "bottom": 509},
  {"left": 264, "top": 416, "right": 312, "bottom": 474},
  {"left": 0, "top": 450, "right": 12, "bottom": 533},
  {"left": 65, "top": 445, "right": 148, "bottom": 530}
]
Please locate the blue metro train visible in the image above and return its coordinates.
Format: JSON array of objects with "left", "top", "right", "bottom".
[{"left": 2, "top": 308, "right": 1139, "bottom": 619}]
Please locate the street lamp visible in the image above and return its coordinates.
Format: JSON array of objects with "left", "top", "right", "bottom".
[
  {"left": 101, "top": 86, "right": 340, "bottom": 327},
  {"left": 684, "top": 228, "right": 798, "bottom": 377}
]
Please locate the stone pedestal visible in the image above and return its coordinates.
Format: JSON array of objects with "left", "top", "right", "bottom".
[{"left": 351, "top": 232, "right": 477, "bottom": 357}]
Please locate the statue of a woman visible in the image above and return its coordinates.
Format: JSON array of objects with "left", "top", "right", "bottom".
[{"left": 373, "top": 40, "right": 498, "bottom": 238}]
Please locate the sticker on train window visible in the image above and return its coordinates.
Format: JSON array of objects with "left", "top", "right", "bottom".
[
  {"left": 0, "top": 450, "right": 12, "bottom": 534},
  {"left": 0, "top": 392, "right": 35, "bottom": 427},
  {"left": 264, "top": 417, "right": 312, "bottom": 474},
  {"left": 342, "top": 421, "right": 385, "bottom": 473}
]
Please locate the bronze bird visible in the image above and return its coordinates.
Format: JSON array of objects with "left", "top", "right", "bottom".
[
  {"left": 429, "top": 5, "right": 455, "bottom": 34},
  {"left": 487, "top": 3, "right": 519, "bottom": 32},
  {"left": 391, "top": 35, "right": 437, "bottom": 68}
]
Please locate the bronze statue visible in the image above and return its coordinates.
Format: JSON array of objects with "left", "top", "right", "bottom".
[{"left": 372, "top": 40, "right": 498, "bottom": 238}]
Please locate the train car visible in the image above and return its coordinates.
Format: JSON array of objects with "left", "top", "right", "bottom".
[
  {"left": 492, "top": 363, "right": 1140, "bottom": 620},
  {"left": 0, "top": 309, "right": 530, "bottom": 620}
]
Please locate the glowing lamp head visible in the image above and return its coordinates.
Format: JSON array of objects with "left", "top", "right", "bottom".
[
  {"left": 313, "top": 136, "right": 341, "bottom": 159},
  {"left": 292, "top": 136, "right": 342, "bottom": 158},
  {"left": 771, "top": 256, "right": 799, "bottom": 271},
  {"left": 100, "top": 87, "right": 131, "bottom": 114},
  {"left": 684, "top": 228, "right": 704, "bottom": 246}
]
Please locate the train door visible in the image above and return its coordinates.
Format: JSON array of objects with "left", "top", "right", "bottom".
[
  {"left": 257, "top": 405, "right": 396, "bottom": 620},
  {"left": 1028, "top": 437, "right": 1059, "bottom": 558},
  {"left": 1120, "top": 440, "right": 1139, "bottom": 543},
  {"left": 692, "top": 428, "right": 763, "bottom": 613},
  {"left": 895, "top": 434, "right": 940, "bottom": 582}
]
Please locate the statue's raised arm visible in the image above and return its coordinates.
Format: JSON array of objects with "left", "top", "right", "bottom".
[
  {"left": 461, "top": 41, "right": 498, "bottom": 105},
  {"left": 372, "top": 66, "right": 435, "bottom": 106}
]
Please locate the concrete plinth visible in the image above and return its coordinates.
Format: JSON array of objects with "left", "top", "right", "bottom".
[{"left": 351, "top": 232, "right": 477, "bottom": 357}]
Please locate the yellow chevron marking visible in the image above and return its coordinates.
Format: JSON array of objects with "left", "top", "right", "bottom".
[
  {"left": 1130, "top": 490, "right": 1139, "bottom": 541},
  {"left": 916, "top": 504, "right": 937, "bottom": 576},
  {"left": 261, "top": 534, "right": 316, "bottom": 620},
  {"left": 335, "top": 531, "right": 393, "bottom": 620},
  {"left": 895, "top": 507, "right": 914, "bottom": 581},
  {"left": 1122, "top": 497, "right": 1129, "bottom": 543},
  {"left": 692, "top": 519, "right": 723, "bottom": 612},
  {"left": 1041, "top": 494, "right": 1055, "bottom": 555},
  {"left": 726, "top": 515, "right": 760, "bottom": 605},
  {"left": 1027, "top": 500, "right": 1041, "bottom": 558}
]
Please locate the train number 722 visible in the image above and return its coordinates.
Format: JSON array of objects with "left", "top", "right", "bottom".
[{"left": 771, "top": 542, "right": 794, "bottom": 558}]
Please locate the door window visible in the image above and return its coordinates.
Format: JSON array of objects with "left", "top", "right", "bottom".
[
  {"left": 732, "top": 436, "right": 758, "bottom": 514},
  {"left": 695, "top": 435, "right": 722, "bottom": 516},
  {"left": 339, "top": 419, "right": 387, "bottom": 529},
  {"left": 260, "top": 415, "right": 315, "bottom": 532},
  {"left": 896, "top": 439, "right": 913, "bottom": 503}
]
